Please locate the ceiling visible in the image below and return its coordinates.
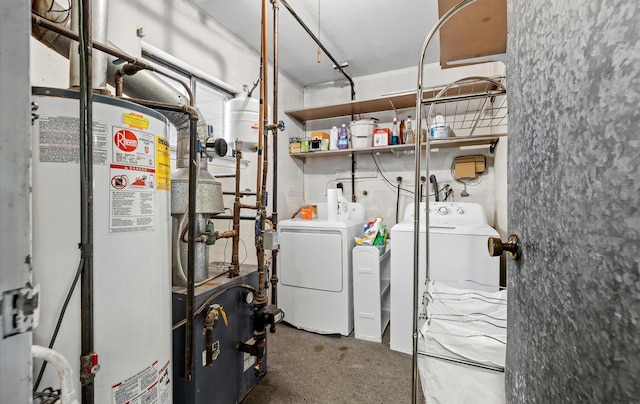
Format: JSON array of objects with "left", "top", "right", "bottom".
[{"left": 191, "top": 0, "right": 443, "bottom": 87}]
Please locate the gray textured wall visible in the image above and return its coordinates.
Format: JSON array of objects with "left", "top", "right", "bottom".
[{"left": 507, "top": 0, "right": 640, "bottom": 402}]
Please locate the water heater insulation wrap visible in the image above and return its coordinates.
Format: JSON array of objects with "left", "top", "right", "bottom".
[{"left": 31, "top": 88, "right": 173, "bottom": 404}]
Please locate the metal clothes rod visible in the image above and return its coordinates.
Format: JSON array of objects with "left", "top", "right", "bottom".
[
  {"left": 412, "top": 1, "right": 478, "bottom": 403},
  {"left": 418, "top": 351, "right": 505, "bottom": 373}
]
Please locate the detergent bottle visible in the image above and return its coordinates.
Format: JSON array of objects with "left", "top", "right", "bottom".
[{"left": 337, "top": 124, "right": 349, "bottom": 150}]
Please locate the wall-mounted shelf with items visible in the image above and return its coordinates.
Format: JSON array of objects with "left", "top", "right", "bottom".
[
  {"left": 289, "top": 133, "right": 507, "bottom": 160},
  {"left": 286, "top": 76, "right": 508, "bottom": 159}
]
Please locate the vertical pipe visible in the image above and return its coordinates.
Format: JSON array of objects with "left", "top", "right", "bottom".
[
  {"left": 270, "top": 0, "right": 279, "bottom": 305},
  {"left": 230, "top": 141, "right": 242, "bottom": 277},
  {"left": 255, "top": 0, "right": 269, "bottom": 305},
  {"left": 255, "top": 0, "right": 267, "bottom": 211},
  {"left": 412, "top": 3, "right": 476, "bottom": 403},
  {"left": 78, "top": 0, "right": 95, "bottom": 402},
  {"left": 70, "top": 0, "right": 108, "bottom": 89},
  {"left": 185, "top": 116, "right": 198, "bottom": 381}
]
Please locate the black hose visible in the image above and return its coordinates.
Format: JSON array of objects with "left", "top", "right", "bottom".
[
  {"left": 395, "top": 177, "right": 403, "bottom": 223},
  {"left": 430, "top": 174, "right": 439, "bottom": 202},
  {"left": 33, "top": 257, "right": 84, "bottom": 392}
]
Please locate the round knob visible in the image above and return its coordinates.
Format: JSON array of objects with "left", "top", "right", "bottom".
[
  {"left": 488, "top": 237, "right": 504, "bottom": 257},
  {"left": 437, "top": 206, "right": 448, "bottom": 215},
  {"left": 456, "top": 208, "right": 465, "bottom": 214},
  {"left": 487, "top": 234, "right": 521, "bottom": 260}
]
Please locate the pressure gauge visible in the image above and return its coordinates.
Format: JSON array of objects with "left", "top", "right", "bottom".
[{"left": 242, "top": 291, "right": 254, "bottom": 305}]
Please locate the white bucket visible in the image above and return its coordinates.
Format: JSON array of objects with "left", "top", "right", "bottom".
[{"left": 349, "top": 118, "right": 377, "bottom": 149}]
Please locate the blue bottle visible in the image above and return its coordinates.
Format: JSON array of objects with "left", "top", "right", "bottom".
[{"left": 337, "top": 124, "right": 349, "bottom": 150}]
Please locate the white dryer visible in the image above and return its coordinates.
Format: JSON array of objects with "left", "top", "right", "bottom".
[
  {"left": 277, "top": 203, "right": 365, "bottom": 336},
  {"left": 390, "top": 202, "right": 500, "bottom": 354}
]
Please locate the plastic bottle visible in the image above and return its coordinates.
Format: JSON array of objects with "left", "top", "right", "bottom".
[
  {"left": 329, "top": 126, "right": 339, "bottom": 150},
  {"left": 391, "top": 117, "right": 399, "bottom": 145},
  {"left": 405, "top": 116, "right": 415, "bottom": 144},
  {"left": 337, "top": 124, "right": 349, "bottom": 150}
]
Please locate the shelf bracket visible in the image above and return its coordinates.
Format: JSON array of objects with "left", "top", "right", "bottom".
[{"left": 489, "top": 138, "right": 499, "bottom": 153}]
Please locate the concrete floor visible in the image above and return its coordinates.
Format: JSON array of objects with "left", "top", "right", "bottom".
[{"left": 242, "top": 323, "right": 425, "bottom": 403}]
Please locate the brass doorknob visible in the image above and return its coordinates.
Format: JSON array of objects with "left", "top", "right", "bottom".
[{"left": 488, "top": 234, "right": 521, "bottom": 260}]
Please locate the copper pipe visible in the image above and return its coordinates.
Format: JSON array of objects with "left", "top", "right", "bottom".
[
  {"left": 229, "top": 140, "right": 243, "bottom": 277},
  {"left": 216, "top": 230, "right": 236, "bottom": 239},
  {"left": 253, "top": 0, "right": 269, "bottom": 305},
  {"left": 255, "top": 0, "right": 267, "bottom": 209},
  {"left": 114, "top": 69, "right": 124, "bottom": 97}
]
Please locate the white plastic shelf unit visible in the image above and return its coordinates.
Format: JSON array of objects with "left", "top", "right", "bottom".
[{"left": 352, "top": 244, "right": 391, "bottom": 343}]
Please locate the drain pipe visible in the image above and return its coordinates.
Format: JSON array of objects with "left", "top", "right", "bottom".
[{"left": 412, "top": 2, "right": 476, "bottom": 403}]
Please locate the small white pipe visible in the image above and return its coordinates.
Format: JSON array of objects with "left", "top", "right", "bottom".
[{"left": 31, "top": 345, "right": 80, "bottom": 404}]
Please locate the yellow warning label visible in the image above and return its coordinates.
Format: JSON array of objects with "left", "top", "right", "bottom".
[
  {"left": 156, "top": 136, "right": 171, "bottom": 191},
  {"left": 123, "top": 113, "right": 150, "bottom": 130}
]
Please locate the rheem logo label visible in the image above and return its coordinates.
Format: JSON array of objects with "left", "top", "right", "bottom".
[{"left": 114, "top": 130, "right": 138, "bottom": 152}]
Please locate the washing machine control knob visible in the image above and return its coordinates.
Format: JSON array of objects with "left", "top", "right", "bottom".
[
  {"left": 437, "top": 206, "right": 449, "bottom": 215},
  {"left": 456, "top": 208, "right": 465, "bottom": 215}
]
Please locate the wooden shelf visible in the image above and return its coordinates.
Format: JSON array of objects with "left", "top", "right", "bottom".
[
  {"left": 289, "top": 134, "right": 506, "bottom": 159},
  {"left": 285, "top": 81, "right": 506, "bottom": 123},
  {"left": 438, "top": 0, "right": 507, "bottom": 69}
]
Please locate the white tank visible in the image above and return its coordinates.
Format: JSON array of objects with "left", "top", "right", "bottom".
[
  {"left": 223, "top": 96, "right": 272, "bottom": 153},
  {"left": 32, "top": 88, "right": 173, "bottom": 403}
]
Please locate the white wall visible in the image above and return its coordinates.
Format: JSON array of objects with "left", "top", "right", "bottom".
[{"left": 296, "top": 62, "right": 508, "bottom": 229}]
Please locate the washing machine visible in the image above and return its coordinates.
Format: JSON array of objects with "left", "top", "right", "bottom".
[
  {"left": 390, "top": 202, "right": 500, "bottom": 354},
  {"left": 277, "top": 202, "right": 365, "bottom": 336}
]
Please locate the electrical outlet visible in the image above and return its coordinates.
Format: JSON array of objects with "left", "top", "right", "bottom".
[{"left": 336, "top": 170, "right": 377, "bottom": 180}]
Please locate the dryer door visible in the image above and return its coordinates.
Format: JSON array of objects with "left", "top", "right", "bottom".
[{"left": 279, "top": 229, "right": 343, "bottom": 292}]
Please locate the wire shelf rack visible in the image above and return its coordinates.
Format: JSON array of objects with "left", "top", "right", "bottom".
[{"left": 422, "top": 76, "right": 508, "bottom": 137}]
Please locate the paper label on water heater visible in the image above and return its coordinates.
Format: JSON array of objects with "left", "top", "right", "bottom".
[
  {"left": 109, "top": 127, "right": 156, "bottom": 233},
  {"left": 111, "top": 360, "right": 171, "bottom": 404},
  {"left": 38, "top": 115, "right": 108, "bottom": 164},
  {"left": 155, "top": 136, "right": 171, "bottom": 191}
]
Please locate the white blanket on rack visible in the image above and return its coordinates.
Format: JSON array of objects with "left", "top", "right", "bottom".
[{"left": 418, "top": 280, "right": 507, "bottom": 404}]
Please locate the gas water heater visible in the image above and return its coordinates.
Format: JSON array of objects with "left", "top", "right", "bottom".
[{"left": 32, "top": 88, "right": 173, "bottom": 404}]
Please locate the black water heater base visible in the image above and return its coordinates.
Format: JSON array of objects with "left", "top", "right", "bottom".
[{"left": 172, "top": 266, "right": 264, "bottom": 404}]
